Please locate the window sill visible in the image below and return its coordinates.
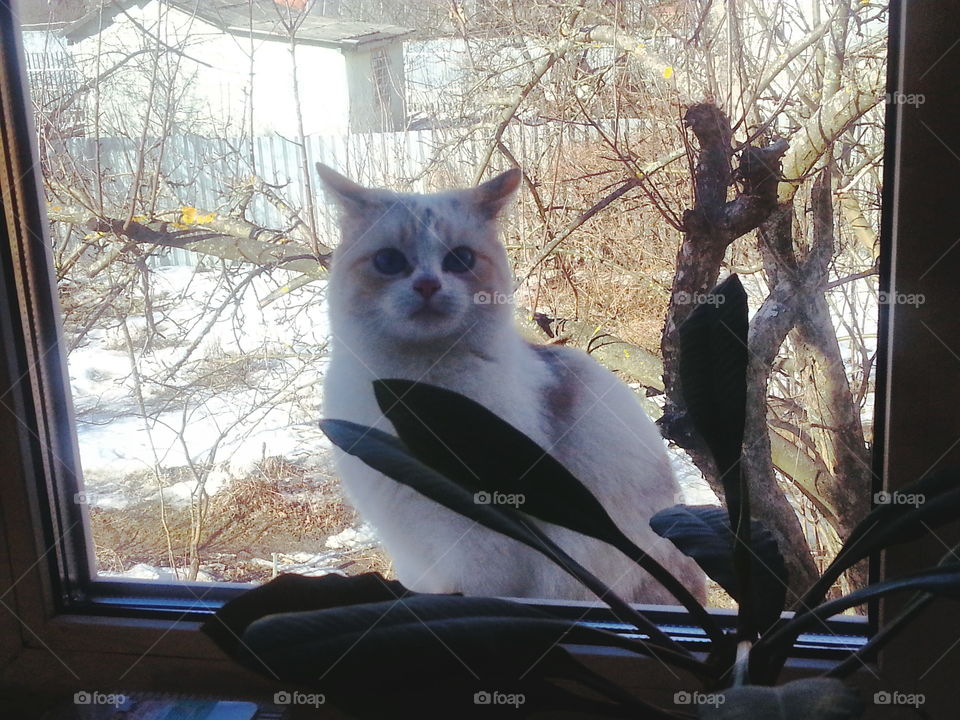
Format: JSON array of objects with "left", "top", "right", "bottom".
[
  {"left": 3, "top": 611, "right": 878, "bottom": 719},
  {"left": 12, "top": 601, "right": 870, "bottom": 684}
]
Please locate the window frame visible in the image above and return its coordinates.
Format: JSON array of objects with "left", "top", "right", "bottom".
[{"left": 2, "top": 0, "right": 959, "bottom": 712}]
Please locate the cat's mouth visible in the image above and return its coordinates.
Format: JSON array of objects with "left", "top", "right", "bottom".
[{"left": 409, "top": 304, "right": 449, "bottom": 320}]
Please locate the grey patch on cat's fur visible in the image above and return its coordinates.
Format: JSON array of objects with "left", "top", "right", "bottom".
[
  {"left": 396, "top": 202, "right": 442, "bottom": 245},
  {"left": 530, "top": 344, "right": 578, "bottom": 431},
  {"left": 467, "top": 347, "right": 497, "bottom": 363}
]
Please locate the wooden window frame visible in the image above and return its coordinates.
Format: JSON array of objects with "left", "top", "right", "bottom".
[{"left": 1, "top": 0, "right": 959, "bottom": 715}]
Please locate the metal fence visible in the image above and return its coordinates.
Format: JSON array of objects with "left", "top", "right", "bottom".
[{"left": 58, "top": 118, "right": 650, "bottom": 267}]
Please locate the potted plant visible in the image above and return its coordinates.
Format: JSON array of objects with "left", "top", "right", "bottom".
[{"left": 204, "top": 275, "right": 960, "bottom": 718}]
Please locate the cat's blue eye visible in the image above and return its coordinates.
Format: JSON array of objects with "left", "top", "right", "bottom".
[
  {"left": 442, "top": 246, "right": 476, "bottom": 273},
  {"left": 373, "top": 248, "right": 408, "bottom": 275}
]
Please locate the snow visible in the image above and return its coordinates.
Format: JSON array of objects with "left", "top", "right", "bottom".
[
  {"left": 100, "top": 563, "right": 216, "bottom": 583},
  {"left": 669, "top": 445, "right": 721, "bottom": 506},
  {"left": 160, "top": 469, "right": 232, "bottom": 506},
  {"left": 71, "top": 264, "right": 331, "bottom": 499},
  {"left": 325, "top": 524, "right": 378, "bottom": 550}
]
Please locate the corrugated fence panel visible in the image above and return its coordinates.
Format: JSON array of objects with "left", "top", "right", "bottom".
[{"left": 59, "top": 119, "right": 646, "bottom": 266}]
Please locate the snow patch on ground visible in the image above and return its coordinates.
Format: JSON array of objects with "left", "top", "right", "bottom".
[
  {"left": 100, "top": 563, "right": 216, "bottom": 583},
  {"left": 72, "top": 265, "right": 331, "bottom": 501},
  {"left": 325, "top": 524, "right": 378, "bottom": 550},
  {"left": 669, "top": 444, "right": 721, "bottom": 506}
]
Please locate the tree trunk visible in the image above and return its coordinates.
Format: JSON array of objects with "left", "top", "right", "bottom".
[
  {"left": 751, "top": 166, "right": 871, "bottom": 599},
  {"left": 661, "top": 103, "right": 821, "bottom": 595}
]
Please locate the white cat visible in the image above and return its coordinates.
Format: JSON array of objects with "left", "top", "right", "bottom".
[{"left": 318, "top": 163, "right": 705, "bottom": 604}]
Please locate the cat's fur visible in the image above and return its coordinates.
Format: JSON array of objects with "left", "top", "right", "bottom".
[{"left": 318, "top": 163, "right": 705, "bottom": 603}]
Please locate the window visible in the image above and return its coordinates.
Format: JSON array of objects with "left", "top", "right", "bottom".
[
  {"left": 372, "top": 47, "right": 392, "bottom": 107},
  {"left": 2, "top": 0, "right": 960, "bottom": 714},
  {"left": 20, "top": 0, "right": 889, "bottom": 608},
  {"left": 9, "top": 0, "right": 889, "bottom": 609}
]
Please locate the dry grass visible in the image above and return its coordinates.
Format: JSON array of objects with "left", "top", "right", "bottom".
[
  {"left": 508, "top": 138, "right": 691, "bottom": 355},
  {"left": 90, "top": 456, "right": 392, "bottom": 583}
]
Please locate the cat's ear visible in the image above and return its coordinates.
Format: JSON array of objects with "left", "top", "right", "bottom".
[
  {"left": 316, "top": 163, "right": 376, "bottom": 213},
  {"left": 472, "top": 168, "right": 522, "bottom": 220}
]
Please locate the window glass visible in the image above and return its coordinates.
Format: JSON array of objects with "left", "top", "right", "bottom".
[{"left": 19, "top": 0, "right": 888, "bottom": 609}]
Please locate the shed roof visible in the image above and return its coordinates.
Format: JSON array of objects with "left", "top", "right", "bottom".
[{"left": 65, "top": 0, "right": 413, "bottom": 49}]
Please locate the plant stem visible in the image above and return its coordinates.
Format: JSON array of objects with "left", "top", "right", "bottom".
[
  {"left": 516, "top": 515, "right": 713, "bottom": 680},
  {"left": 618, "top": 536, "right": 726, "bottom": 646},
  {"left": 733, "top": 640, "right": 752, "bottom": 686}
]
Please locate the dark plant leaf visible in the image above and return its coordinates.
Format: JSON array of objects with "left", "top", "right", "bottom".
[
  {"left": 202, "top": 572, "right": 413, "bottom": 659},
  {"left": 373, "top": 378, "right": 629, "bottom": 548},
  {"left": 698, "top": 677, "right": 863, "bottom": 719},
  {"left": 372, "top": 379, "right": 723, "bottom": 643},
  {"left": 321, "top": 419, "right": 550, "bottom": 556},
  {"left": 800, "top": 468, "right": 960, "bottom": 609},
  {"left": 238, "top": 595, "right": 676, "bottom": 719},
  {"left": 650, "top": 505, "right": 787, "bottom": 632},
  {"left": 677, "top": 274, "right": 749, "bottom": 501},
  {"left": 677, "top": 274, "right": 752, "bottom": 639},
  {"left": 320, "top": 418, "right": 706, "bottom": 666}
]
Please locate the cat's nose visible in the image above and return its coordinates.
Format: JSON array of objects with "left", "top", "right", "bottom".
[{"left": 413, "top": 276, "right": 441, "bottom": 299}]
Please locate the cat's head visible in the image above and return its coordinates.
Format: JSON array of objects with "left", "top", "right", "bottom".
[{"left": 318, "top": 163, "right": 521, "bottom": 347}]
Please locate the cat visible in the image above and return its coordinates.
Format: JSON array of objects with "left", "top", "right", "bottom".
[{"left": 318, "top": 163, "right": 705, "bottom": 604}]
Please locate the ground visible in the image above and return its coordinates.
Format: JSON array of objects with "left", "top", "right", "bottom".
[{"left": 91, "top": 457, "right": 392, "bottom": 584}]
